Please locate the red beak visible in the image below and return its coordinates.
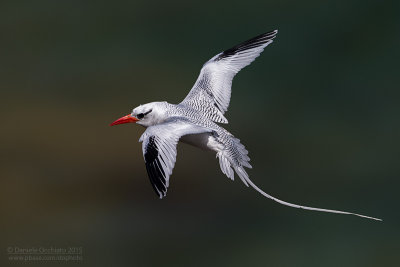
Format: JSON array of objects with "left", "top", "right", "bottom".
[{"left": 110, "top": 114, "right": 139, "bottom": 126}]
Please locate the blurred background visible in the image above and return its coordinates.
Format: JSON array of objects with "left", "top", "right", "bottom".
[{"left": 1, "top": 0, "right": 399, "bottom": 266}]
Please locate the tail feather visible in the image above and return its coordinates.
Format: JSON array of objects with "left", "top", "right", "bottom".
[
  {"left": 217, "top": 152, "right": 235, "bottom": 181},
  {"left": 234, "top": 166, "right": 250, "bottom": 187},
  {"left": 242, "top": 175, "right": 382, "bottom": 221},
  {"left": 217, "top": 135, "right": 382, "bottom": 221},
  {"left": 217, "top": 136, "right": 251, "bottom": 186}
]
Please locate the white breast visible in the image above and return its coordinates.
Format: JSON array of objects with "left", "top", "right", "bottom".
[{"left": 180, "top": 133, "right": 223, "bottom": 152}]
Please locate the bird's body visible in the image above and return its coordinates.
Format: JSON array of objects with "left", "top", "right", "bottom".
[
  {"left": 111, "top": 30, "right": 381, "bottom": 221},
  {"left": 134, "top": 101, "right": 251, "bottom": 188},
  {"left": 133, "top": 101, "right": 227, "bottom": 153},
  {"left": 168, "top": 105, "right": 226, "bottom": 152}
]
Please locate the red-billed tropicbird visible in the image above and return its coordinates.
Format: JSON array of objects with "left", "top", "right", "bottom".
[{"left": 111, "top": 30, "right": 381, "bottom": 221}]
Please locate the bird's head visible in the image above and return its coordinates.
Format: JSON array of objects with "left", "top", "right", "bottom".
[{"left": 110, "top": 102, "right": 166, "bottom": 128}]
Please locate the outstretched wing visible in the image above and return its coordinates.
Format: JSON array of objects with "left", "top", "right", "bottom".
[
  {"left": 180, "top": 30, "right": 278, "bottom": 123},
  {"left": 139, "top": 118, "right": 212, "bottom": 198}
]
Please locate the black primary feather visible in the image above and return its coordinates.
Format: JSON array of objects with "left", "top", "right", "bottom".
[
  {"left": 144, "top": 136, "right": 167, "bottom": 197},
  {"left": 217, "top": 30, "right": 278, "bottom": 60}
]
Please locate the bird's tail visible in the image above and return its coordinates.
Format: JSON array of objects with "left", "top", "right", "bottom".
[
  {"left": 217, "top": 136, "right": 252, "bottom": 185},
  {"left": 242, "top": 174, "right": 382, "bottom": 221},
  {"left": 217, "top": 137, "right": 382, "bottom": 221}
]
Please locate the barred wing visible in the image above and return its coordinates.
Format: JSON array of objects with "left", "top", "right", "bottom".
[
  {"left": 180, "top": 30, "right": 278, "bottom": 123},
  {"left": 139, "top": 119, "right": 211, "bottom": 198}
]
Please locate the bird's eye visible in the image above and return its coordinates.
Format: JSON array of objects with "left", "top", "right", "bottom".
[{"left": 137, "top": 113, "right": 144, "bottom": 119}]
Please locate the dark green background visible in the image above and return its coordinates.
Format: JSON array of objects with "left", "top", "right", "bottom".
[{"left": 1, "top": 0, "right": 399, "bottom": 266}]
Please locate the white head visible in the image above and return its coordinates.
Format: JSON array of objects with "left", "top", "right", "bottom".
[{"left": 110, "top": 102, "right": 167, "bottom": 128}]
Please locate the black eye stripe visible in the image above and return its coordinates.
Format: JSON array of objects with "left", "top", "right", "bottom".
[{"left": 137, "top": 109, "right": 152, "bottom": 120}]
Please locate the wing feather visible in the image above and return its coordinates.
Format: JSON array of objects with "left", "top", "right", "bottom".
[
  {"left": 139, "top": 118, "right": 211, "bottom": 198},
  {"left": 180, "top": 30, "right": 278, "bottom": 123}
]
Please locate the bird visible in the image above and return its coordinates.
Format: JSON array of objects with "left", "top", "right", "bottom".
[{"left": 110, "top": 30, "right": 381, "bottom": 221}]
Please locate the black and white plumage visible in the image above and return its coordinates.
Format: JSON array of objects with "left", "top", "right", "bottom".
[
  {"left": 111, "top": 30, "right": 381, "bottom": 221},
  {"left": 181, "top": 30, "right": 277, "bottom": 123}
]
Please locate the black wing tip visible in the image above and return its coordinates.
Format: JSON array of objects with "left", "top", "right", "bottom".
[
  {"left": 218, "top": 29, "right": 278, "bottom": 60},
  {"left": 254, "top": 29, "right": 278, "bottom": 40},
  {"left": 144, "top": 136, "right": 168, "bottom": 198},
  {"left": 237, "top": 29, "right": 279, "bottom": 47},
  {"left": 146, "top": 161, "right": 168, "bottom": 198}
]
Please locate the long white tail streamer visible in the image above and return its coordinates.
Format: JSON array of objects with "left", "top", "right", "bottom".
[{"left": 244, "top": 177, "right": 382, "bottom": 221}]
